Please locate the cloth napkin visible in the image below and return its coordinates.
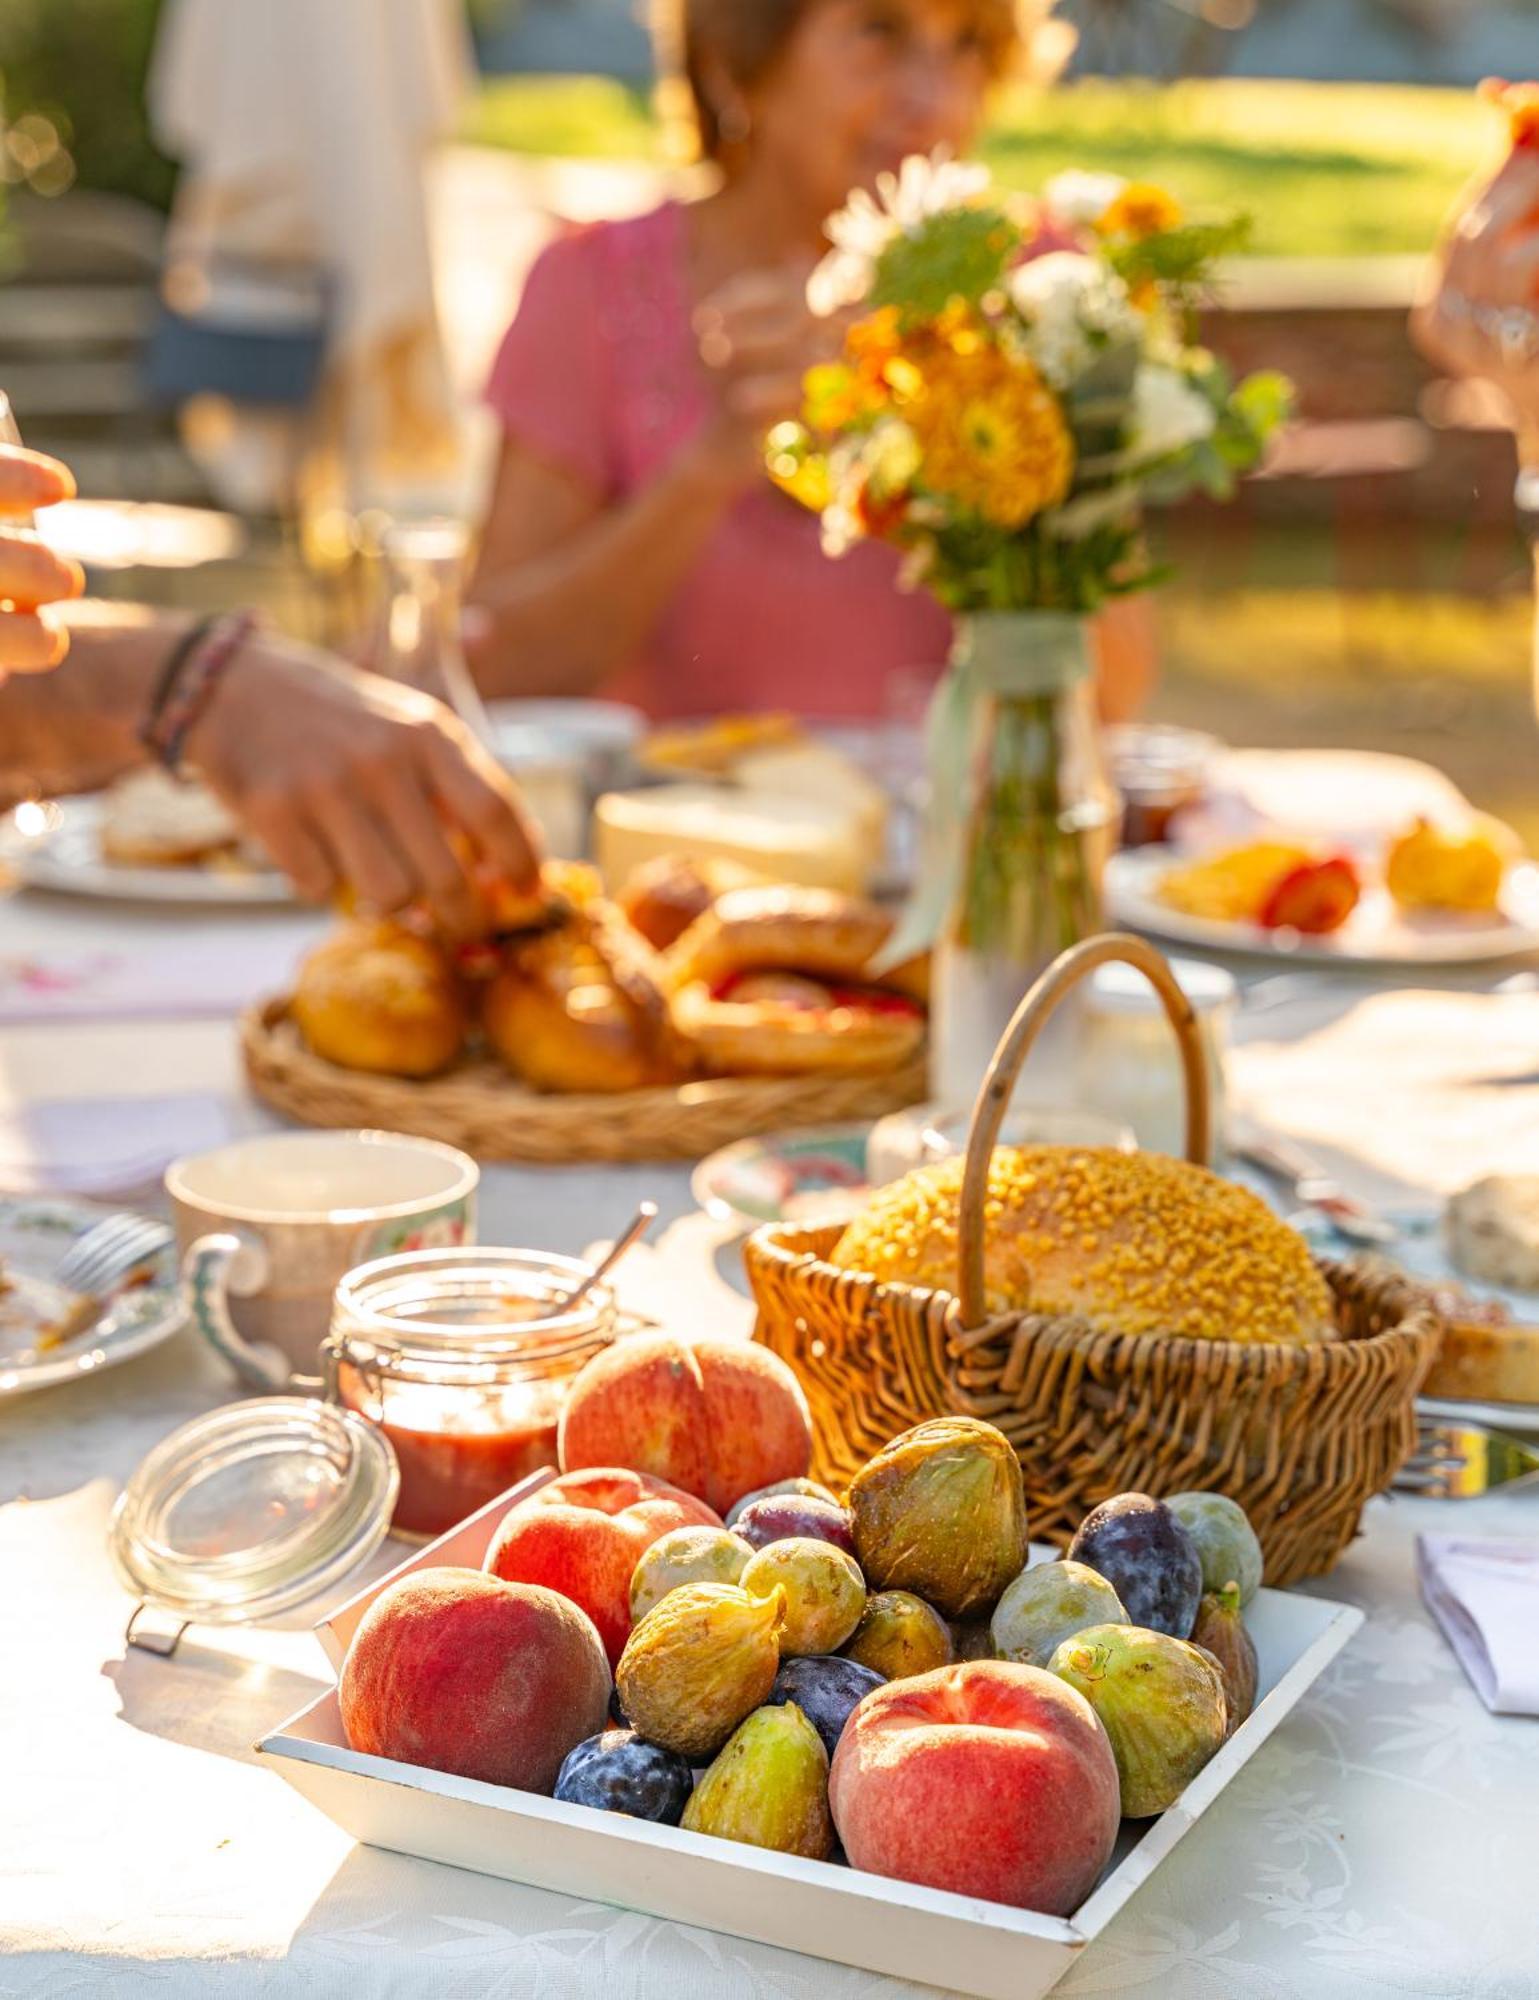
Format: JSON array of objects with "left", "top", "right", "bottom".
[
  {"left": 0, "top": 926, "right": 314, "bottom": 1025},
  {"left": 0, "top": 1092, "right": 233, "bottom": 1199},
  {"left": 1416, "top": 1534, "right": 1539, "bottom": 1717}
]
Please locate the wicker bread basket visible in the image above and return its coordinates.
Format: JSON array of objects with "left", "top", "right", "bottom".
[
  {"left": 242, "top": 997, "right": 928, "bottom": 1166},
  {"left": 745, "top": 933, "right": 1440, "bottom": 1586}
]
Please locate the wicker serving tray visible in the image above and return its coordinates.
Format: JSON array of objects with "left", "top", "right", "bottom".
[{"left": 241, "top": 997, "right": 929, "bottom": 1166}]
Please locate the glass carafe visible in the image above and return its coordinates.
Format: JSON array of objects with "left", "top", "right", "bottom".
[{"left": 379, "top": 516, "right": 493, "bottom": 739}]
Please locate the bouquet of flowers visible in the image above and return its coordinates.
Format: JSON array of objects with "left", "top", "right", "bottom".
[
  {"left": 771, "top": 157, "right": 1291, "bottom": 1099},
  {"left": 775, "top": 156, "right": 1288, "bottom": 613}
]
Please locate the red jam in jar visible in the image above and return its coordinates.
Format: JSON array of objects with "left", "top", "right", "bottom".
[{"left": 328, "top": 1249, "right": 616, "bottom": 1540}]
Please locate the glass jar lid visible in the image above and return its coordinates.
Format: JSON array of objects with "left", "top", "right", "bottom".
[
  {"left": 331, "top": 1247, "right": 616, "bottom": 1371},
  {"left": 109, "top": 1397, "right": 399, "bottom": 1625},
  {"left": 1087, "top": 956, "right": 1238, "bottom": 1018}
]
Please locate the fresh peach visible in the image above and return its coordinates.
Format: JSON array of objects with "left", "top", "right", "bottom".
[
  {"left": 828, "top": 1660, "right": 1120, "bottom": 1916},
  {"left": 484, "top": 1466, "right": 720, "bottom": 1666},
  {"left": 558, "top": 1334, "right": 813, "bottom": 1516},
  {"left": 339, "top": 1567, "right": 610, "bottom": 1794}
]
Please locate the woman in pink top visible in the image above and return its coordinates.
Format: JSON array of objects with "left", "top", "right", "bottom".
[{"left": 467, "top": 0, "right": 1140, "bottom": 723}]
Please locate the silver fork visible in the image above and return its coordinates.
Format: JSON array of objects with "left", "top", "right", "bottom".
[
  {"left": 1394, "top": 1419, "right": 1539, "bottom": 1499},
  {"left": 55, "top": 1213, "right": 173, "bottom": 1299}
]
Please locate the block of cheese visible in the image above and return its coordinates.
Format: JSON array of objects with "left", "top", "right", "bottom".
[
  {"left": 734, "top": 741, "right": 889, "bottom": 882},
  {"left": 594, "top": 784, "right": 870, "bottom": 897},
  {"left": 1422, "top": 1315, "right": 1539, "bottom": 1408}
]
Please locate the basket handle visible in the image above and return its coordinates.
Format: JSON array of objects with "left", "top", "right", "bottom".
[{"left": 956, "top": 932, "right": 1211, "bottom": 1328}]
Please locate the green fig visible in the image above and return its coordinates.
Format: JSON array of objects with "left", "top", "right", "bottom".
[
  {"left": 1049, "top": 1622, "right": 1228, "bottom": 1818},
  {"left": 843, "top": 1590, "right": 953, "bottom": 1679},
  {"left": 682, "top": 1702, "right": 833, "bottom": 1859},
  {"left": 741, "top": 1538, "right": 866, "bottom": 1656},
  {"left": 1190, "top": 1585, "right": 1259, "bottom": 1737},
  {"left": 991, "top": 1560, "right": 1128, "bottom": 1668},
  {"left": 617, "top": 1582, "right": 783, "bottom": 1761},
  {"left": 848, "top": 1418, "right": 1028, "bottom": 1620},
  {"left": 1165, "top": 1493, "right": 1264, "bottom": 1606},
  {"left": 630, "top": 1527, "right": 754, "bottom": 1622}
]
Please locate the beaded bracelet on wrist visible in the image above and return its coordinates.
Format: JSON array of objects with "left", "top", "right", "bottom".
[{"left": 140, "top": 610, "right": 260, "bottom": 772}]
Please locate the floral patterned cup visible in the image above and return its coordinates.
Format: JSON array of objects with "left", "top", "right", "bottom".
[{"left": 166, "top": 1132, "right": 477, "bottom": 1388}]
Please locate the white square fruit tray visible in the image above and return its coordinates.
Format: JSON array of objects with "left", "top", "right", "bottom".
[{"left": 258, "top": 1471, "right": 1362, "bottom": 2000}]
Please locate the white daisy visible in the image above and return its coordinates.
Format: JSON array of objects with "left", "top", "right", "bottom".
[
  {"left": 1127, "top": 362, "right": 1217, "bottom": 461},
  {"left": 811, "top": 152, "right": 992, "bottom": 312},
  {"left": 1042, "top": 169, "right": 1128, "bottom": 227},
  {"left": 1008, "top": 251, "right": 1140, "bottom": 386}
]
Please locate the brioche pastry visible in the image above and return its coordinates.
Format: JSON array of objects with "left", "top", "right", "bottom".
[
  {"left": 831, "top": 1145, "right": 1338, "bottom": 1344},
  {"left": 619, "top": 854, "right": 765, "bottom": 951},
  {"left": 667, "top": 886, "right": 915, "bottom": 993},
  {"left": 100, "top": 767, "right": 247, "bottom": 868},
  {"left": 484, "top": 900, "right": 686, "bottom": 1095},
  {"left": 480, "top": 859, "right": 602, "bottom": 937},
  {"left": 294, "top": 921, "right": 468, "bottom": 1078},
  {"left": 674, "top": 971, "right": 926, "bottom": 1078}
]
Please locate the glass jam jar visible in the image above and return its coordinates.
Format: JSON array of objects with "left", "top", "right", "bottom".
[{"left": 327, "top": 1248, "right": 616, "bottom": 1540}]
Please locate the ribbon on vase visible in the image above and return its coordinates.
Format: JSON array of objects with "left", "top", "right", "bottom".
[{"left": 874, "top": 611, "right": 1093, "bottom": 972}]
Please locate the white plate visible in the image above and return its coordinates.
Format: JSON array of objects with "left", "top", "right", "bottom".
[
  {"left": 2, "top": 798, "right": 293, "bottom": 906},
  {"left": 1107, "top": 847, "right": 1539, "bottom": 968},
  {"left": 260, "top": 1473, "right": 1362, "bottom": 2000},
  {"left": 0, "top": 1195, "right": 184, "bottom": 1398},
  {"left": 691, "top": 1125, "right": 874, "bottom": 1230},
  {"left": 1418, "top": 1394, "right": 1539, "bottom": 1435}
]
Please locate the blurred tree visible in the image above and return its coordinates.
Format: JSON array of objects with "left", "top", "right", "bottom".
[{"left": 0, "top": 0, "right": 174, "bottom": 211}]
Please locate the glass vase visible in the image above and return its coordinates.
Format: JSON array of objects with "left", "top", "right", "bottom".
[{"left": 931, "top": 612, "right": 1118, "bottom": 1109}]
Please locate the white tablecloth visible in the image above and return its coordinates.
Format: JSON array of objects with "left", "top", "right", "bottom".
[{"left": 3, "top": 883, "right": 1538, "bottom": 2000}]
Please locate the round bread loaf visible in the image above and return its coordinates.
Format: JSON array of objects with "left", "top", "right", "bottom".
[
  {"left": 293, "top": 921, "right": 467, "bottom": 1079},
  {"left": 830, "top": 1146, "right": 1338, "bottom": 1345}
]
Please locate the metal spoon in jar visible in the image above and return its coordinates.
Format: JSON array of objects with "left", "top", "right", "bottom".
[{"left": 560, "top": 1202, "right": 658, "bottom": 1313}]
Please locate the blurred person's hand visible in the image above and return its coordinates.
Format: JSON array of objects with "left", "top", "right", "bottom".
[
  {"left": 690, "top": 265, "right": 852, "bottom": 485},
  {"left": 1413, "top": 148, "right": 1539, "bottom": 456},
  {"left": 0, "top": 445, "right": 83, "bottom": 681},
  {"left": 184, "top": 641, "right": 542, "bottom": 934}
]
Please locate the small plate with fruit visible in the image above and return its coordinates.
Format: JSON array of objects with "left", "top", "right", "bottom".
[
  {"left": 257, "top": 1337, "right": 1362, "bottom": 2000},
  {"left": 1108, "top": 817, "right": 1539, "bottom": 967}
]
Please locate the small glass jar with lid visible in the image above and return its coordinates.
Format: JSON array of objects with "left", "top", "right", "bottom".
[
  {"left": 1072, "top": 957, "right": 1237, "bottom": 1166},
  {"left": 328, "top": 1248, "right": 618, "bottom": 1541}
]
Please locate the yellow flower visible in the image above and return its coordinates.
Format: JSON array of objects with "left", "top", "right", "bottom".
[
  {"left": 905, "top": 339, "right": 1074, "bottom": 529},
  {"left": 1099, "top": 183, "right": 1184, "bottom": 239}
]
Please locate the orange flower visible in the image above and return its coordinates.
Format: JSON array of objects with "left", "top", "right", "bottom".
[
  {"left": 1099, "top": 183, "right": 1184, "bottom": 239},
  {"left": 1480, "top": 77, "right": 1539, "bottom": 150},
  {"left": 905, "top": 339, "right": 1074, "bottom": 529}
]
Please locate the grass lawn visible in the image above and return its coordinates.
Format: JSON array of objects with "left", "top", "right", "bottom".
[{"left": 463, "top": 75, "right": 1499, "bottom": 259}]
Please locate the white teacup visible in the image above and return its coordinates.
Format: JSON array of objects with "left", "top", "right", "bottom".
[{"left": 167, "top": 1131, "right": 479, "bottom": 1388}]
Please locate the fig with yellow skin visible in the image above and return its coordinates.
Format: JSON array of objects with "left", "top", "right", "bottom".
[{"left": 616, "top": 1582, "right": 784, "bottom": 1761}]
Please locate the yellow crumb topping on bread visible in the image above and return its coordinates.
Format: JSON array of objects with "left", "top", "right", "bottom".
[{"left": 830, "top": 1145, "right": 1337, "bottom": 1345}]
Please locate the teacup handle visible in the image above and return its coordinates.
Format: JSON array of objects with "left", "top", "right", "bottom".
[{"left": 184, "top": 1232, "right": 297, "bottom": 1394}]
